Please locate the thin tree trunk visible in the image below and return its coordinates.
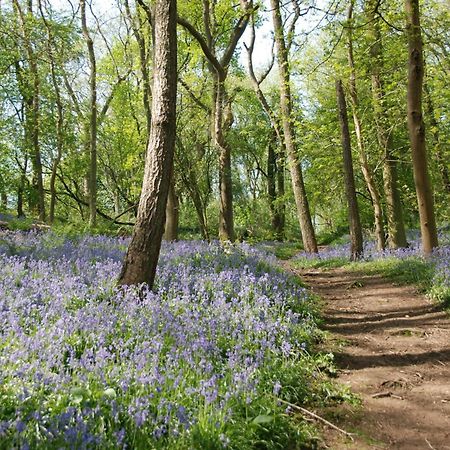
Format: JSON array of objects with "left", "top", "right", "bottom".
[
  {"left": 164, "top": 179, "right": 179, "bottom": 241},
  {"left": 276, "top": 148, "right": 285, "bottom": 239},
  {"left": 405, "top": 0, "right": 438, "bottom": 254},
  {"left": 13, "top": 0, "right": 45, "bottom": 221},
  {"left": 17, "top": 155, "right": 28, "bottom": 217},
  {"left": 216, "top": 81, "right": 235, "bottom": 241},
  {"left": 336, "top": 80, "right": 364, "bottom": 261},
  {"left": 81, "top": 0, "right": 98, "bottom": 228},
  {"left": 1, "top": 191, "right": 6, "bottom": 209},
  {"left": 118, "top": 0, "right": 177, "bottom": 289},
  {"left": 424, "top": 82, "right": 450, "bottom": 194},
  {"left": 347, "top": 1, "right": 385, "bottom": 250},
  {"left": 270, "top": 0, "right": 317, "bottom": 252},
  {"left": 366, "top": 0, "right": 407, "bottom": 248},
  {"left": 124, "top": 0, "right": 152, "bottom": 139},
  {"left": 267, "top": 133, "right": 285, "bottom": 240},
  {"left": 245, "top": 20, "right": 285, "bottom": 240},
  {"left": 178, "top": 2, "right": 251, "bottom": 241},
  {"left": 39, "top": 0, "right": 64, "bottom": 224}
]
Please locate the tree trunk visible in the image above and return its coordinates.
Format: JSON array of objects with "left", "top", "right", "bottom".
[
  {"left": 214, "top": 78, "right": 235, "bottom": 241},
  {"left": 366, "top": 0, "right": 407, "bottom": 249},
  {"left": 1, "top": 191, "right": 6, "bottom": 209},
  {"left": 336, "top": 80, "right": 364, "bottom": 261},
  {"left": 276, "top": 148, "right": 286, "bottom": 239},
  {"left": 245, "top": 20, "right": 285, "bottom": 241},
  {"left": 48, "top": 46, "right": 64, "bottom": 224},
  {"left": 270, "top": 0, "right": 317, "bottom": 252},
  {"left": 13, "top": 0, "right": 45, "bottom": 221},
  {"left": 17, "top": 159, "right": 27, "bottom": 218},
  {"left": 124, "top": 0, "right": 152, "bottom": 139},
  {"left": 178, "top": 2, "right": 251, "bottom": 242},
  {"left": 164, "top": 179, "right": 179, "bottom": 241},
  {"left": 118, "top": 0, "right": 177, "bottom": 289},
  {"left": 405, "top": 0, "right": 438, "bottom": 254},
  {"left": 267, "top": 133, "right": 285, "bottom": 240},
  {"left": 347, "top": 1, "right": 385, "bottom": 250},
  {"left": 81, "top": 0, "right": 98, "bottom": 228},
  {"left": 424, "top": 82, "right": 450, "bottom": 194}
]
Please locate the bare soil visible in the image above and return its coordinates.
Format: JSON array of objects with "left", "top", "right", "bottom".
[{"left": 293, "top": 266, "right": 450, "bottom": 450}]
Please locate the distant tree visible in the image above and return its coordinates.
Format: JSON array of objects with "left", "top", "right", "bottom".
[
  {"left": 366, "top": 0, "right": 407, "bottom": 249},
  {"left": 178, "top": 0, "right": 253, "bottom": 242},
  {"left": 346, "top": 1, "right": 385, "bottom": 251},
  {"left": 13, "top": 0, "right": 46, "bottom": 221},
  {"left": 336, "top": 79, "right": 363, "bottom": 260},
  {"left": 118, "top": 0, "right": 177, "bottom": 289},
  {"left": 405, "top": 0, "right": 438, "bottom": 254},
  {"left": 80, "top": 0, "right": 98, "bottom": 228},
  {"left": 270, "top": 0, "right": 317, "bottom": 252}
]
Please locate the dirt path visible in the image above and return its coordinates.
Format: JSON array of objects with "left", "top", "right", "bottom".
[{"left": 293, "top": 267, "right": 450, "bottom": 449}]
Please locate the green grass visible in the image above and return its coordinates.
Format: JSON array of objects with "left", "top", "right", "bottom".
[{"left": 346, "top": 257, "right": 434, "bottom": 290}]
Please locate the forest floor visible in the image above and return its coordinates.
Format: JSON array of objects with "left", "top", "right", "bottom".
[{"left": 288, "top": 265, "right": 450, "bottom": 450}]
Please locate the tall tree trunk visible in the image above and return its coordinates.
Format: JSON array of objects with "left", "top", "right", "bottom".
[
  {"left": 13, "top": 0, "right": 45, "bottom": 221},
  {"left": 81, "top": 0, "right": 98, "bottom": 228},
  {"left": 1, "top": 191, "right": 6, "bottom": 209},
  {"left": 267, "top": 133, "right": 285, "bottom": 240},
  {"left": 118, "top": 0, "right": 177, "bottom": 289},
  {"left": 177, "top": 1, "right": 251, "bottom": 242},
  {"left": 405, "top": 0, "right": 438, "bottom": 254},
  {"left": 270, "top": 0, "right": 317, "bottom": 252},
  {"left": 164, "top": 179, "right": 179, "bottom": 241},
  {"left": 336, "top": 80, "right": 364, "bottom": 261},
  {"left": 214, "top": 78, "right": 235, "bottom": 241},
  {"left": 17, "top": 156, "right": 28, "bottom": 218},
  {"left": 245, "top": 19, "right": 285, "bottom": 241},
  {"left": 347, "top": 1, "right": 385, "bottom": 250},
  {"left": 49, "top": 96, "right": 63, "bottom": 224},
  {"left": 124, "top": 0, "right": 152, "bottom": 139},
  {"left": 367, "top": 0, "right": 407, "bottom": 249},
  {"left": 40, "top": 0, "right": 64, "bottom": 224},
  {"left": 276, "top": 149, "right": 286, "bottom": 239},
  {"left": 424, "top": 82, "right": 450, "bottom": 194}
]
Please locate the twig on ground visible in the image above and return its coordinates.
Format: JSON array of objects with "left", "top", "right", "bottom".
[
  {"left": 274, "top": 397, "right": 355, "bottom": 440},
  {"left": 425, "top": 437, "right": 436, "bottom": 449},
  {"left": 371, "top": 391, "right": 403, "bottom": 400}
]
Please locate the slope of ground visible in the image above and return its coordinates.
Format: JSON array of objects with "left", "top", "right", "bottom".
[{"left": 291, "top": 266, "right": 450, "bottom": 449}]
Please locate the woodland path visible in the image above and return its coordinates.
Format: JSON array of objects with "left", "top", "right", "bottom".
[{"left": 289, "top": 266, "right": 450, "bottom": 450}]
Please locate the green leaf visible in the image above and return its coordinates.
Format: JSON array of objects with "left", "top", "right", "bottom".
[
  {"left": 252, "top": 415, "right": 274, "bottom": 425},
  {"left": 103, "top": 388, "right": 117, "bottom": 399},
  {"left": 70, "top": 387, "right": 86, "bottom": 405}
]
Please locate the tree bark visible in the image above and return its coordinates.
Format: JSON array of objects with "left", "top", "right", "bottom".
[
  {"left": 1, "top": 191, "right": 6, "bottom": 209},
  {"left": 366, "top": 0, "right": 407, "bottom": 249},
  {"left": 13, "top": 0, "right": 45, "bottom": 221},
  {"left": 177, "top": 2, "right": 251, "bottom": 241},
  {"left": 336, "top": 80, "right": 364, "bottom": 261},
  {"left": 124, "top": 0, "right": 152, "bottom": 139},
  {"left": 80, "top": 0, "right": 98, "bottom": 228},
  {"left": 405, "top": 0, "right": 438, "bottom": 254},
  {"left": 164, "top": 179, "right": 179, "bottom": 241},
  {"left": 267, "top": 133, "right": 285, "bottom": 240},
  {"left": 270, "top": 0, "right": 317, "bottom": 252},
  {"left": 118, "top": 0, "right": 177, "bottom": 289},
  {"left": 245, "top": 19, "right": 285, "bottom": 240},
  {"left": 346, "top": 1, "right": 385, "bottom": 250},
  {"left": 215, "top": 79, "right": 235, "bottom": 241},
  {"left": 39, "top": 0, "right": 64, "bottom": 224}
]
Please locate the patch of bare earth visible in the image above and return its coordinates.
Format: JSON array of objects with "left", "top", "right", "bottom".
[{"left": 293, "top": 266, "right": 450, "bottom": 449}]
